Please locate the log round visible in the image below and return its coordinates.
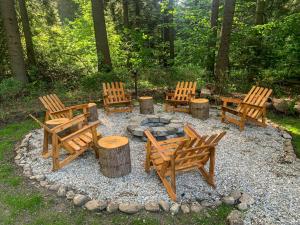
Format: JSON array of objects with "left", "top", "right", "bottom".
[
  {"left": 45, "top": 118, "right": 70, "bottom": 144},
  {"left": 139, "top": 96, "right": 154, "bottom": 114},
  {"left": 97, "top": 136, "right": 131, "bottom": 178},
  {"left": 88, "top": 103, "right": 98, "bottom": 122},
  {"left": 190, "top": 98, "right": 209, "bottom": 120}
]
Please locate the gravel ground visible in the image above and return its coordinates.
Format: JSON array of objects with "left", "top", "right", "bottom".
[{"left": 26, "top": 105, "right": 300, "bottom": 225}]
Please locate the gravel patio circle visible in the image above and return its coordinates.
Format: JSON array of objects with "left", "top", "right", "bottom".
[{"left": 23, "top": 105, "right": 299, "bottom": 224}]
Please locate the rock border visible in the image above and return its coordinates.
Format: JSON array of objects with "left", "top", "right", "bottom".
[{"left": 13, "top": 118, "right": 297, "bottom": 218}]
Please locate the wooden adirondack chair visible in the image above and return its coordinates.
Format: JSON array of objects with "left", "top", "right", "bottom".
[
  {"left": 39, "top": 94, "right": 90, "bottom": 121},
  {"left": 144, "top": 124, "right": 226, "bottom": 201},
  {"left": 164, "top": 81, "right": 197, "bottom": 113},
  {"left": 30, "top": 114, "right": 102, "bottom": 171},
  {"left": 221, "top": 86, "right": 272, "bottom": 131},
  {"left": 102, "top": 82, "right": 133, "bottom": 114}
]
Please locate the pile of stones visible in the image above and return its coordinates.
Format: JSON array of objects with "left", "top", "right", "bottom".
[{"left": 127, "top": 115, "right": 185, "bottom": 141}]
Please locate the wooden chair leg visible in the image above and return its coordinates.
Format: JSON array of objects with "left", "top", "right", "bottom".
[
  {"left": 221, "top": 110, "right": 225, "bottom": 123},
  {"left": 170, "top": 156, "right": 176, "bottom": 194},
  {"left": 93, "top": 146, "right": 99, "bottom": 159},
  {"left": 209, "top": 149, "right": 216, "bottom": 188},
  {"left": 43, "top": 130, "right": 49, "bottom": 155},
  {"left": 145, "top": 142, "right": 151, "bottom": 173}
]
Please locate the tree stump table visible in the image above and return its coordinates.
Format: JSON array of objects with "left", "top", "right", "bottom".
[
  {"left": 139, "top": 96, "right": 154, "bottom": 114},
  {"left": 44, "top": 118, "right": 70, "bottom": 156},
  {"left": 190, "top": 98, "right": 209, "bottom": 120},
  {"left": 97, "top": 136, "right": 131, "bottom": 178},
  {"left": 87, "top": 103, "right": 98, "bottom": 122}
]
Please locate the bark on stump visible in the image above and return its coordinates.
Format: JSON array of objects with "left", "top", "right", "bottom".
[
  {"left": 190, "top": 98, "right": 209, "bottom": 120},
  {"left": 88, "top": 103, "right": 98, "bottom": 122},
  {"left": 97, "top": 136, "right": 131, "bottom": 178},
  {"left": 139, "top": 96, "right": 154, "bottom": 114}
]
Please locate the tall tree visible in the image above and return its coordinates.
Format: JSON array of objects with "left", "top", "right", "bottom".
[
  {"left": 255, "top": 0, "right": 265, "bottom": 25},
  {"left": 162, "top": 0, "right": 175, "bottom": 66},
  {"left": 206, "top": 0, "right": 220, "bottom": 76},
  {"left": 122, "top": 0, "right": 129, "bottom": 28},
  {"left": 91, "top": 0, "right": 112, "bottom": 71},
  {"left": 0, "top": 0, "right": 28, "bottom": 84},
  {"left": 18, "top": 0, "right": 36, "bottom": 66},
  {"left": 214, "top": 0, "right": 236, "bottom": 93}
]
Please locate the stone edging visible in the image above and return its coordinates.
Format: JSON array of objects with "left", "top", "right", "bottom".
[{"left": 13, "top": 119, "right": 297, "bottom": 220}]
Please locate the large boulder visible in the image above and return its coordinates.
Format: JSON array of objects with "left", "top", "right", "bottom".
[
  {"left": 272, "top": 98, "right": 293, "bottom": 113},
  {"left": 294, "top": 102, "right": 300, "bottom": 114}
]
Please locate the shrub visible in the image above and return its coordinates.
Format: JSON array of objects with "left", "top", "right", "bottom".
[{"left": 0, "top": 78, "right": 23, "bottom": 100}]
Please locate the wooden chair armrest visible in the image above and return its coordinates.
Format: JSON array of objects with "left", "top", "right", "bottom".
[
  {"left": 51, "top": 114, "right": 88, "bottom": 133},
  {"left": 68, "top": 103, "right": 89, "bottom": 110},
  {"left": 60, "top": 121, "right": 100, "bottom": 143},
  {"left": 221, "top": 97, "right": 242, "bottom": 104}
]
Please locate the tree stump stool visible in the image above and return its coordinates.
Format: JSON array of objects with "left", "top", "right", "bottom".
[
  {"left": 97, "top": 136, "right": 131, "bottom": 178},
  {"left": 88, "top": 103, "right": 98, "bottom": 122},
  {"left": 139, "top": 96, "right": 154, "bottom": 114},
  {"left": 45, "top": 118, "right": 70, "bottom": 145},
  {"left": 190, "top": 98, "right": 209, "bottom": 120}
]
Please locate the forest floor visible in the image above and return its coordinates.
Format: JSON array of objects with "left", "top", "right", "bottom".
[{"left": 0, "top": 119, "right": 234, "bottom": 225}]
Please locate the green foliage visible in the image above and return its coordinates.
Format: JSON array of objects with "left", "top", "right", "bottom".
[
  {"left": 2, "top": 194, "right": 42, "bottom": 212},
  {"left": 0, "top": 78, "right": 23, "bottom": 100}
]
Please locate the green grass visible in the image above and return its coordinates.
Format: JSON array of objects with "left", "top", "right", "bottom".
[
  {"left": 268, "top": 112, "right": 300, "bottom": 157},
  {"left": 0, "top": 119, "right": 234, "bottom": 224}
]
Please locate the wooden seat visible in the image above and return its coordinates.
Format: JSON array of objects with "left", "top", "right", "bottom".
[
  {"left": 39, "top": 94, "right": 90, "bottom": 121},
  {"left": 102, "top": 82, "right": 133, "bottom": 114},
  {"left": 164, "top": 81, "right": 197, "bottom": 113},
  {"left": 221, "top": 86, "right": 272, "bottom": 131},
  {"left": 144, "top": 124, "right": 226, "bottom": 201},
  {"left": 30, "top": 114, "right": 102, "bottom": 171}
]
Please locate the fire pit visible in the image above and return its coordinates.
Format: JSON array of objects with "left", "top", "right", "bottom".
[{"left": 127, "top": 115, "right": 185, "bottom": 141}]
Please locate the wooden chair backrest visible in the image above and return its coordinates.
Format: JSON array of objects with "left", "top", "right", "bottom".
[
  {"left": 103, "top": 82, "right": 128, "bottom": 103},
  {"left": 173, "top": 81, "right": 197, "bottom": 101},
  {"left": 238, "top": 86, "right": 272, "bottom": 119},
  {"left": 39, "top": 94, "right": 69, "bottom": 118},
  {"left": 173, "top": 130, "right": 226, "bottom": 171}
]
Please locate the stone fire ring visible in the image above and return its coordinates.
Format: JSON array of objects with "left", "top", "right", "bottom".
[
  {"left": 127, "top": 115, "right": 185, "bottom": 141},
  {"left": 14, "top": 105, "right": 300, "bottom": 223}
]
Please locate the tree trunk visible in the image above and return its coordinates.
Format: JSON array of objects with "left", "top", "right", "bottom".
[
  {"left": 18, "top": 0, "right": 36, "bottom": 67},
  {"left": 0, "top": 0, "right": 28, "bottom": 84},
  {"left": 255, "top": 0, "right": 265, "bottom": 25},
  {"left": 91, "top": 0, "right": 112, "bottom": 71},
  {"left": 162, "top": 0, "right": 175, "bottom": 67},
  {"left": 214, "top": 0, "right": 236, "bottom": 93},
  {"left": 206, "top": 0, "right": 219, "bottom": 76},
  {"left": 122, "top": 0, "right": 129, "bottom": 28},
  {"left": 134, "top": 0, "right": 140, "bottom": 27}
]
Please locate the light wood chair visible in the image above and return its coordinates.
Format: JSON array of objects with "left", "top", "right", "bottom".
[
  {"left": 39, "top": 94, "right": 90, "bottom": 121},
  {"left": 102, "top": 82, "right": 133, "bottom": 114},
  {"left": 221, "top": 86, "right": 272, "bottom": 131},
  {"left": 164, "top": 81, "right": 197, "bottom": 113},
  {"left": 30, "top": 114, "right": 102, "bottom": 171},
  {"left": 144, "top": 124, "right": 226, "bottom": 201}
]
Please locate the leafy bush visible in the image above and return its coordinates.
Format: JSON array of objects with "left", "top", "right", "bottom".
[{"left": 0, "top": 78, "right": 23, "bottom": 100}]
